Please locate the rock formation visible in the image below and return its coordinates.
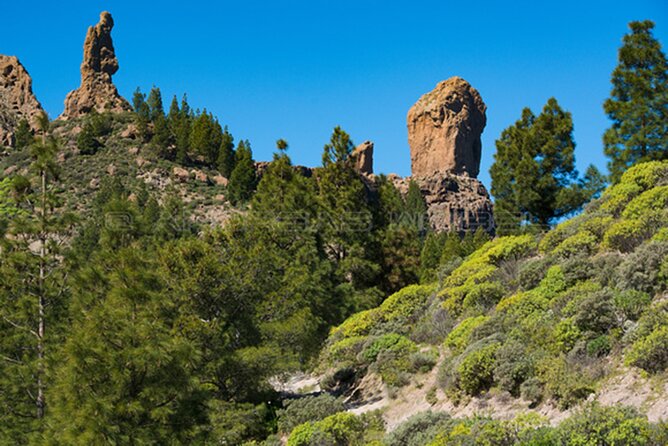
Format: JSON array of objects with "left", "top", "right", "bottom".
[
  {"left": 402, "top": 77, "right": 494, "bottom": 233},
  {"left": 60, "top": 11, "right": 131, "bottom": 119},
  {"left": 0, "top": 55, "right": 44, "bottom": 146},
  {"left": 407, "top": 76, "right": 486, "bottom": 178},
  {"left": 353, "top": 141, "right": 374, "bottom": 175}
]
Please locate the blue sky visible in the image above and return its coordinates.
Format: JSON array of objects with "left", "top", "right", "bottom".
[{"left": 1, "top": 1, "right": 666, "bottom": 187}]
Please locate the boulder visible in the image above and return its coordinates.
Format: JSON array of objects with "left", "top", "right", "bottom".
[
  {"left": 60, "top": 11, "right": 131, "bottom": 119},
  {"left": 0, "top": 55, "right": 44, "bottom": 146},
  {"left": 407, "top": 77, "right": 486, "bottom": 178}
]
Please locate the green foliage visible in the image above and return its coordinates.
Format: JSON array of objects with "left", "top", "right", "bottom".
[
  {"left": 604, "top": 21, "right": 668, "bottom": 183},
  {"left": 385, "top": 411, "right": 454, "bottom": 446},
  {"left": 378, "top": 284, "right": 433, "bottom": 324},
  {"left": 287, "top": 411, "right": 383, "bottom": 446},
  {"left": 189, "top": 110, "right": 222, "bottom": 166},
  {"left": 626, "top": 325, "right": 668, "bottom": 373},
  {"left": 456, "top": 341, "right": 501, "bottom": 396},
  {"left": 491, "top": 98, "right": 598, "bottom": 233},
  {"left": 76, "top": 119, "right": 101, "bottom": 155},
  {"left": 228, "top": 140, "right": 258, "bottom": 204},
  {"left": 444, "top": 316, "right": 489, "bottom": 354},
  {"left": 13, "top": 118, "right": 33, "bottom": 149},
  {"left": 277, "top": 394, "right": 345, "bottom": 434}
]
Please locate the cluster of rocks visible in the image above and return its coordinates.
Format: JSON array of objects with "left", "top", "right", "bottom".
[
  {"left": 0, "top": 55, "right": 44, "bottom": 146},
  {"left": 0, "top": 11, "right": 494, "bottom": 233}
]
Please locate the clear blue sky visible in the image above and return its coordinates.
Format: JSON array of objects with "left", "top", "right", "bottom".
[{"left": 1, "top": 1, "right": 666, "bottom": 188}]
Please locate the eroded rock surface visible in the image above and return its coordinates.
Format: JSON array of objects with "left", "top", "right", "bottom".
[
  {"left": 0, "top": 55, "right": 44, "bottom": 146},
  {"left": 407, "top": 77, "right": 486, "bottom": 178},
  {"left": 60, "top": 11, "right": 131, "bottom": 119}
]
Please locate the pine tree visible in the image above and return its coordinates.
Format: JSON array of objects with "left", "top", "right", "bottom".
[
  {"left": 189, "top": 111, "right": 222, "bottom": 167},
  {"left": 132, "top": 88, "right": 150, "bottom": 142},
  {"left": 171, "top": 94, "right": 192, "bottom": 164},
  {"left": 0, "top": 114, "right": 72, "bottom": 442},
  {"left": 604, "top": 20, "right": 668, "bottom": 183},
  {"left": 45, "top": 248, "right": 207, "bottom": 445},
  {"left": 405, "top": 180, "right": 428, "bottom": 234},
  {"left": 13, "top": 118, "right": 33, "bottom": 149},
  {"left": 227, "top": 140, "right": 257, "bottom": 205},
  {"left": 318, "top": 127, "right": 381, "bottom": 311},
  {"left": 151, "top": 113, "right": 174, "bottom": 159},
  {"left": 491, "top": 98, "right": 596, "bottom": 234},
  {"left": 147, "top": 86, "right": 165, "bottom": 121},
  {"left": 217, "top": 126, "right": 236, "bottom": 178}
]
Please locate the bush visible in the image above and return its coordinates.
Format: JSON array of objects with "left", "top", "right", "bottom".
[
  {"left": 362, "top": 334, "right": 416, "bottom": 363},
  {"left": 331, "top": 309, "right": 381, "bottom": 338},
  {"left": 385, "top": 411, "right": 454, "bottom": 446},
  {"left": 625, "top": 326, "right": 668, "bottom": 373},
  {"left": 553, "top": 230, "right": 598, "bottom": 258},
  {"left": 444, "top": 316, "right": 489, "bottom": 354},
  {"left": 587, "top": 335, "right": 612, "bottom": 358},
  {"left": 286, "top": 411, "right": 383, "bottom": 446},
  {"left": 457, "top": 341, "right": 501, "bottom": 396},
  {"left": 518, "top": 257, "right": 550, "bottom": 291},
  {"left": 494, "top": 340, "right": 535, "bottom": 395},
  {"left": 409, "top": 349, "right": 439, "bottom": 374},
  {"left": 614, "top": 290, "right": 652, "bottom": 322},
  {"left": 277, "top": 394, "right": 345, "bottom": 434},
  {"left": 379, "top": 284, "right": 433, "bottom": 324},
  {"left": 537, "top": 356, "right": 594, "bottom": 409},
  {"left": 616, "top": 241, "right": 668, "bottom": 295},
  {"left": 520, "top": 377, "right": 544, "bottom": 406},
  {"left": 573, "top": 289, "right": 618, "bottom": 335},
  {"left": 556, "top": 403, "right": 656, "bottom": 446}
]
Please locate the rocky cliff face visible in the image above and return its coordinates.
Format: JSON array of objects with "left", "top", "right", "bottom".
[
  {"left": 60, "top": 11, "right": 131, "bottom": 119},
  {"left": 404, "top": 77, "right": 494, "bottom": 233},
  {"left": 353, "top": 141, "right": 374, "bottom": 175},
  {"left": 407, "top": 77, "right": 486, "bottom": 178},
  {"left": 0, "top": 55, "right": 44, "bottom": 146}
]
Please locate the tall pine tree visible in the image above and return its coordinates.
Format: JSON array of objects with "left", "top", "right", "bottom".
[{"left": 604, "top": 20, "right": 668, "bottom": 183}]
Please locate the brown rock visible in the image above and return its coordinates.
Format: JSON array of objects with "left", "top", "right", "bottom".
[
  {"left": 212, "top": 175, "right": 228, "bottom": 186},
  {"left": 173, "top": 166, "right": 190, "bottom": 182},
  {"left": 391, "top": 173, "right": 494, "bottom": 234},
  {"left": 407, "top": 77, "right": 486, "bottom": 178},
  {"left": 60, "top": 11, "right": 131, "bottom": 119},
  {"left": 0, "top": 55, "right": 44, "bottom": 146},
  {"left": 353, "top": 140, "right": 374, "bottom": 175},
  {"left": 192, "top": 169, "right": 209, "bottom": 183},
  {"left": 121, "top": 123, "right": 138, "bottom": 139}
]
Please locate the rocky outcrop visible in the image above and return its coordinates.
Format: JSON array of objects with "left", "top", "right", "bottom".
[
  {"left": 392, "top": 173, "right": 494, "bottom": 234},
  {"left": 407, "top": 77, "right": 486, "bottom": 178},
  {"left": 353, "top": 141, "right": 374, "bottom": 175},
  {"left": 60, "top": 11, "right": 131, "bottom": 119},
  {"left": 0, "top": 55, "right": 44, "bottom": 146}
]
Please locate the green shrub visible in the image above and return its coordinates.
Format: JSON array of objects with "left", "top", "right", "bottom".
[
  {"left": 603, "top": 217, "right": 654, "bottom": 252},
  {"left": 385, "top": 411, "right": 454, "bottom": 446},
  {"left": 537, "top": 356, "right": 594, "bottom": 409},
  {"left": 518, "top": 257, "right": 551, "bottom": 291},
  {"left": 277, "top": 394, "right": 345, "bottom": 434},
  {"left": 552, "top": 318, "right": 582, "bottom": 353},
  {"left": 556, "top": 403, "right": 657, "bottom": 446},
  {"left": 625, "top": 326, "right": 668, "bottom": 373},
  {"left": 520, "top": 377, "right": 544, "bottom": 406},
  {"left": 331, "top": 309, "right": 381, "bottom": 338},
  {"left": 587, "top": 335, "right": 612, "bottom": 357},
  {"left": 553, "top": 230, "right": 598, "bottom": 258},
  {"left": 326, "top": 336, "right": 367, "bottom": 364},
  {"left": 444, "top": 316, "right": 489, "bottom": 354},
  {"left": 616, "top": 241, "right": 668, "bottom": 295},
  {"left": 409, "top": 348, "right": 439, "bottom": 374},
  {"left": 379, "top": 284, "right": 433, "bottom": 324},
  {"left": 362, "top": 334, "right": 416, "bottom": 363},
  {"left": 622, "top": 185, "right": 668, "bottom": 219},
  {"left": 289, "top": 411, "right": 385, "bottom": 446},
  {"left": 573, "top": 289, "right": 618, "bottom": 334},
  {"left": 494, "top": 340, "right": 535, "bottom": 395},
  {"left": 613, "top": 290, "right": 652, "bottom": 322},
  {"left": 457, "top": 341, "right": 501, "bottom": 396}
]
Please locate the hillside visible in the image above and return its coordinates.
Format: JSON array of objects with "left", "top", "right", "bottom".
[{"left": 275, "top": 160, "right": 668, "bottom": 444}]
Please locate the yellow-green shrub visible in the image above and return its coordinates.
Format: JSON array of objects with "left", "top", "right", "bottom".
[
  {"left": 330, "top": 309, "right": 381, "bottom": 338},
  {"left": 622, "top": 185, "right": 668, "bottom": 219},
  {"left": 444, "top": 316, "right": 489, "bottom": 354},
  {"left": 379, "top": 284, "right": 434, "bottom": 323},
  {"left": 553, "top": 230, "right": 599, "bottom": 258},
  {"left": 625, "top": 326, "right": 668, "bottom": 373}
]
